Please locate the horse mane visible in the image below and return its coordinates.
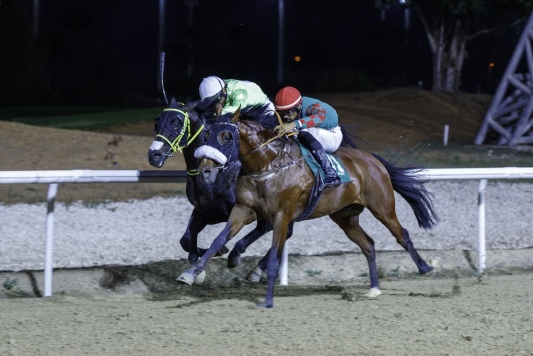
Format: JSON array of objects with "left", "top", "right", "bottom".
[
  {"left": 239, "top": 104, "right": 278, "bottom": 129},
  {"left": 189, "top": 97, "right": 215, "bottom": 114},
  {"left": 165, "top": 97, "right": 212, "bottom": 124}
]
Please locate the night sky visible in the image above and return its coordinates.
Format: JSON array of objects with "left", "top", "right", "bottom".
[
  {"left": 5, "top": 0, "right": 522, "bottom": 105},
  {"left": 35, "top": 1, "right": 428, "bottom": 90}
]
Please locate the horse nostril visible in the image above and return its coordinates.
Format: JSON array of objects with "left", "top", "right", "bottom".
[
  {"left": 148, "top": 150, "right": 165, "bottom": 167},
  {"left": 200, "top": 168, "right": 213, "bottom": 180},
  {"left": 149, "top": 151, "right": 161, "bottom": 159}
]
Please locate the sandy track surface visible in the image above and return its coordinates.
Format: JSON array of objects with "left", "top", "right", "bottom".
[{"left": 1, "top": 269, "right": 532, "bottom": 356}]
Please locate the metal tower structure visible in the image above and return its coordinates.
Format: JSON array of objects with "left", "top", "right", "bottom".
[{"left": 475, "top": 11, "right": 533, "bottom": 147}]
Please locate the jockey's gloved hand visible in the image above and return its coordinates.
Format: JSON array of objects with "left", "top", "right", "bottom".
[{"left": 274, "top": 122, "right": 297, "bottom": 136}]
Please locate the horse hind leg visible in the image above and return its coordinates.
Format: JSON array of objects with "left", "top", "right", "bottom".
[
  {"left": 370, "top": 206, "right": 434, "bottom": 274},
  {"left": 329, "top": 212, "right": 381, "bottom": 298},
  {"left": 398, "top": 227, "right": 434, "bottom": 274}
]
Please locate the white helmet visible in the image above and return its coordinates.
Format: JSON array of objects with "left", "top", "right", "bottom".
[{"left": 199, "top": 76, "right": 225, "bottom": 100}]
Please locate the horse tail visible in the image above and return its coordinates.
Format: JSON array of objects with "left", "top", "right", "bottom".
[
  {"left": 371, "top": 152, "right": 440, "bottom": 230},
  {"left": 340, "top": 125, "right": 363, "bottom": 149}
]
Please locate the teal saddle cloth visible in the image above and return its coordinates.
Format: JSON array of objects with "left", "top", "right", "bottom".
[{"left": 293, "top": 137, "right": 351, "bottom": 183}]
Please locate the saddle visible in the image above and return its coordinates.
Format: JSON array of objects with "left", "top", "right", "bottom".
[
  {"left": 292, "top": 137, "right": 351, "bottom": 184},
  {"left": 290, "top": 136, "right": 351, "bottom": 222}
]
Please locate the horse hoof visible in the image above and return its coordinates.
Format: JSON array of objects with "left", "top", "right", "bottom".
[
  {"left": 365, "top": 287, "right": 382, "bottom": 298},
  {"left": 256, "top": 301, "right": 273, "bottom": 309},
  {"left": 194, "top": 270, "right": 206, "bottom": 284},
  {"left": 246, "top": 270, "right": 262, "bottom": 283},
  {"left": 227, "top": 254, "right": 241, "bottom": 269},
  {"left": 421, "top": 265, "right": 435, "bottom": 274},
  {"left": 176, "top": 272, "right": 195, "bottom": 285},
  {"left": 215, "top": 246, "right": 230, "bottom": 257}
]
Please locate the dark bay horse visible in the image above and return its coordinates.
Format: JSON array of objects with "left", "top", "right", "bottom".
[
  {"left": 147, "top": 99, "right": 285, "bottom": 283},
  {"left": 185, "top": 108, "right": 440, "bottom": 308}
]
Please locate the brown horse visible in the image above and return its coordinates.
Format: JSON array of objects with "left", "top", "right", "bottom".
[{"left": 180, "top": 108, "right": 439, "bottom": 308}]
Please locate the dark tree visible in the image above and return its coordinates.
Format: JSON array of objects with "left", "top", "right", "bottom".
[{"left": 384, "top": 0, "right": 533, "bottom": 92}]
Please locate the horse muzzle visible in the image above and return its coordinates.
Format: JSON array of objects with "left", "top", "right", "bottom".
[
  {"left": 148, "top": 139, "right": 174, "bottom": 168},
  {"left": 147, "top": 149, "right": 169, "bottom": 168},
  {"left": 199, "top": 158, "right": 227, "bottom": 184}
]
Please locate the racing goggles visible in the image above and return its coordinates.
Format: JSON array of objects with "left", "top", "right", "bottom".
[{"left": 278, "top": 106, "right": 299, "bottom": 121}]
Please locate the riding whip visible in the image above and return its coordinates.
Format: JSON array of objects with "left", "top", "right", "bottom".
[{"left": 160, "top": 52, "right": 169, "bottom": 105}]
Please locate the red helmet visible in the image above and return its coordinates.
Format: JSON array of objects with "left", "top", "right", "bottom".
[{"left": 274, "top": 86, "right": 302, "bottom": 110}]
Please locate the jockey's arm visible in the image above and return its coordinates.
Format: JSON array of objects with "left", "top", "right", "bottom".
[{"left": 294, "top": 103, "right": 326, "bottom": 129}]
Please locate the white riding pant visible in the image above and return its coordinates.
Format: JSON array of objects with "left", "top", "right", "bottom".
[{"left": 301, "top": 126, "right": 343, "bottom": 153}]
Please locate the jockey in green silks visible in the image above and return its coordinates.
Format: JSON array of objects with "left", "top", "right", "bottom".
[{"left": 198, "top": 76, "right": 275, "bottom": 120}]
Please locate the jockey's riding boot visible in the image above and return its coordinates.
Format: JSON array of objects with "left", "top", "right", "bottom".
[
  {"left": 312, "top": 147, "right": 341, "bottom": 187},
  {"left": 298, "top": 131, "right": 341, "bottom": 188}
]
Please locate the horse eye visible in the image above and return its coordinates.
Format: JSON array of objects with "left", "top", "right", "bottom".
[
  {"left": 218, "top": 131, "right": 233, "bottom": 147},
  {"left": 174, "top": 120, "right": 184, "bottom": 131}
]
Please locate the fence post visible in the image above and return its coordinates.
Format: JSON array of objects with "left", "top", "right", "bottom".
[
  {"left": 44, "top": 183, "right": 58, "bottom": 297},
  {"left": 478, "top": 179, "right": 488, "bottom": 274}
]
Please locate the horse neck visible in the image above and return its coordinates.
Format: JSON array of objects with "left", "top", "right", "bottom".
[
  {"left": 238, "top": 122, "right": 298, "bottom": 175},
  {"left": 183, "top": 111, "right": 207, "bottom": 170},
  {"left": 182, "top": 135, "right": 204, "bottom": 170}
]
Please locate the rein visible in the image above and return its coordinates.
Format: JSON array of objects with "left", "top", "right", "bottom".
[
  {"left": 239, "top": 131, "right": 285, "bottom": 161},
  {"left": 239, "top": 111, "right": 296, "bottom": 161},
  {"left": 156, "top": 108, "right": 205, "bottom": 154},
  {"left": 236, "top": 113, "right": 307, "bottom": 177},
  {"left": 247, "top": 156, "right": 307, "bottom": 180}
]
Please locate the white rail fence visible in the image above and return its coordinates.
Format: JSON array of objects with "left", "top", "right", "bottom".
[{"left": 1, "top": 167, "right": 533, "bottom": 297}]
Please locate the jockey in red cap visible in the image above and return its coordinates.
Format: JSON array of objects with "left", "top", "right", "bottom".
[{"left": 274, "top": 86, "right": 342, "bottom": 187}]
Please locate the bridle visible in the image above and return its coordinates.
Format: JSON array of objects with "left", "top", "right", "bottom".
[
  {"left": 202, "top": 113, "right": 304, "bottom": 177},
  {"left": 202, "top": 120, "right": 241, "bottom": 173},
  {"left": 155, "top": 108, "right": 205, "bottom": 155}
]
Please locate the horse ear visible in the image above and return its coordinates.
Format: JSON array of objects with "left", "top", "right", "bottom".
[
  {"left": 231, "top": 105, "right": 242, "bottom": 123},
  {"left": 169, "top": 97, "right": 176, "bottom": 105}
]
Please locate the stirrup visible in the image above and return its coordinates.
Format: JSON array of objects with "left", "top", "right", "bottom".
[{"left": 323, "top": 175, "right": 341, "bottom": 187}]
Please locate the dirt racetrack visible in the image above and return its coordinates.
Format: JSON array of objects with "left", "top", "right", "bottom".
[
  {"left": 1, "top": 250, "right": 533, "bottom": 356},
  {"left": 1, "top": 272, "right": 533, "bottom": 355}
]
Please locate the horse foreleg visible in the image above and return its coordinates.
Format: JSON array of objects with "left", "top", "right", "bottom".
[
  {"left": 176, "top": 204, "right": 256, "bottom": 285},
  {"left": 180, "top": 210, "right": 229, "bottom": 265},
  {"left": 246, "top": 222, "right": 294, "bottom": 283},
  {"left": 179, "top": 210, "right": 207, "bottom": 265},
  {"left": 227, "top": 220, "right": 272, "bottom": 269},
  {"left": 257, "top": 221, "right": 290, "bottom": 308}
]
